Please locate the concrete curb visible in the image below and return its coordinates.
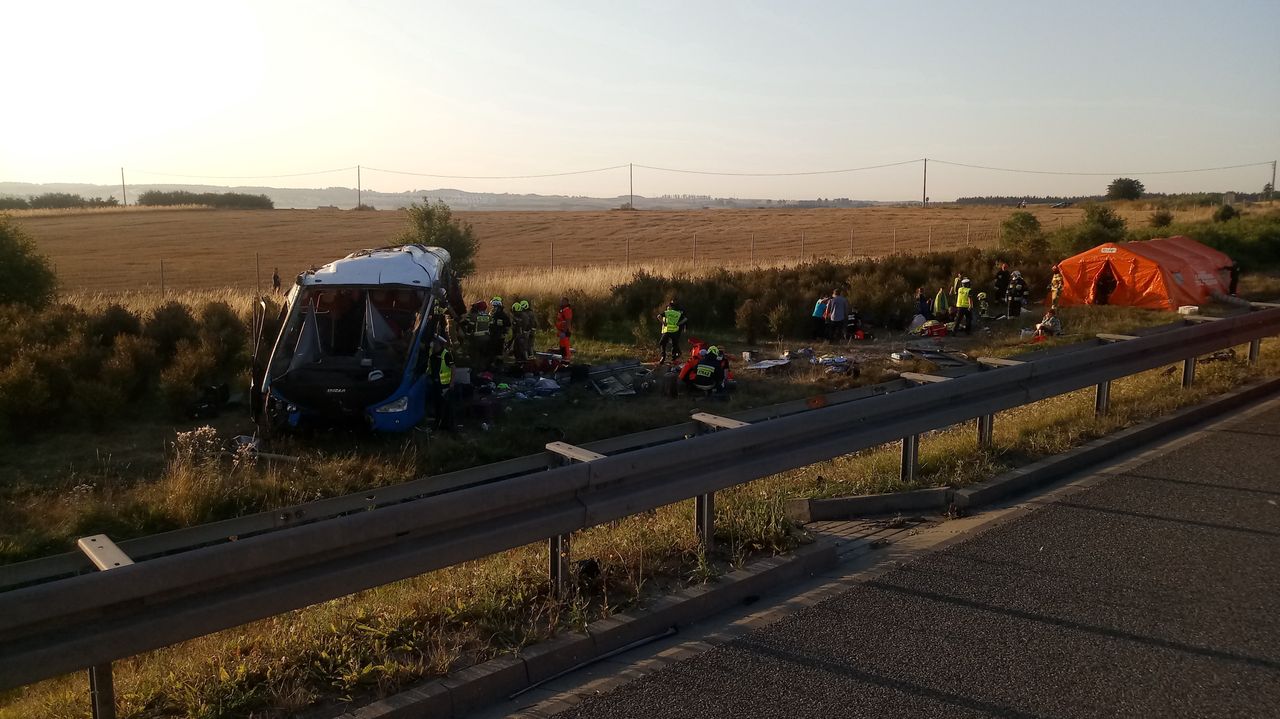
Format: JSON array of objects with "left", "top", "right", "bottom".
[
  {"left": 787, "top": 376, "right": 1280, "bottom": 521},
  {"left": 341, "top": 541, "right": 837, "bottom": 718}
]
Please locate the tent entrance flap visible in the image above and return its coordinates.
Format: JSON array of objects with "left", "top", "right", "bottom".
[{"left": 1091, "top": 261, "right": 1118, "bottom": 305}]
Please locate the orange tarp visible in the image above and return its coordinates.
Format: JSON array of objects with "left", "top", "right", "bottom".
[{"left": 1057, "top": 236, "right": 1232, "bottom": 311}]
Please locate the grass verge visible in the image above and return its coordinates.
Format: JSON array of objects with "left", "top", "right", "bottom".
[{"left": 3, "top": 334, "right": 1276, "bottom": 718}]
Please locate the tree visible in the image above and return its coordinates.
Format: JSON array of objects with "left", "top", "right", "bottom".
[
  {"left": 999, "top": 211, "right": 1047, "bottom": 254},
  {"left": 1051, "top": 202, "right": 1128, "bottom": 255},
  {"left": 0, "top": 217, "right": 57, "bottom": 308},
  {"left": 398, "top": 199, "right": 479, "bottom": 276},
  {"left": 1106, "top": 178, "right": 1145, "bottom": 201}
]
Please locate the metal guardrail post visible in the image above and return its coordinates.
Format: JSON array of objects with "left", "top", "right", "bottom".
[
  {"left": 1095, "top": 380, "right": 1111, "bottom": 417},
  {"left": 77, "top": 535, "right": 132, "bottom": 719},
  {"left": 544, "top": 442, "right": 605, "bottom": 597},
  {"left": 977, "top": 414, "right": 994, "bottom": 448},
  {"left": 689, "top": 413, "right": 748, "bottom": 551},
  {"left": 695, "top": 493, "right": 715, "bottom": 550},
  {"left": 1249, "top": 339, "right": 1261, "bottom": 365},
  {"left": 89, "top": 664, "right": 115, "bottom": 719},
  {"left": 900, "top": 434, "right": 919, "bottom": 482},
  {"left": 1182, "top": 357, "right": 1196, "bottom": 389}
]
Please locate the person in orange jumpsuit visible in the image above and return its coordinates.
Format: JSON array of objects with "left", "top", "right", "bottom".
[{"left": 555, "top": 297, "right": 573, "bottom": 362}]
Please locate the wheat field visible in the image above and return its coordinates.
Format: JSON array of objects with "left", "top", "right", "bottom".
[{"left": 15, "top": 204, "right": 1206, "bottom": 294}]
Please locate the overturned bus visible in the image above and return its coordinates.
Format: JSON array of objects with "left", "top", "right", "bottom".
[{"left": 251, "top": 245, "right": 463, "bottom": 433}]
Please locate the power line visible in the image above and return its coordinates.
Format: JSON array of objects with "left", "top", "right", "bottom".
[
  {"left": 362, "top": 164, "right": 628, "bottom": 180},
  {"left": 929, "top": 159, "right": 1275, "bottom": 177},
  {"left": 633, "top": 159, "right": 923, "bottom": 177},
  {"left": 129, "top": 166, "right": 358, "bottom": 180}
]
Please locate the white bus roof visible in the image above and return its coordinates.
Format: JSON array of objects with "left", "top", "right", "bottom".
[{"left": 300, "top": 245, "right": 450, "bottom": 287}]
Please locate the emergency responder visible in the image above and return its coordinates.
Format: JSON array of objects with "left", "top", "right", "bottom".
[
  {"left": 658, "top": 298, "right": 688, "bottom": 363},
  {"left": 425, "top": 335, "right": 455, "bottom": 432},
  {"left": 683, "top": 348, "right": 725, "bottom": 393},
  {"left": 555, "top": 297, "right": 573, "bottom": 362},
  {"left": 488, "top": 297, "right": 511, "bottom": 364},
  {"left": 932, "top": 287, "right": 951, "bottom": 322},
  {"left": 955, "top": 278, "right": 974, "bottom": 335},
  {"left": 993, "top": 262, "right": 1011, "bottom": 306},
  {"left": 1049, "top": 265, "right": 1064, "bottom": 310},
  {"left": 511, "top": 299, "right": 534, "bottom": 363},
  {"left": 976, "top": 291, "right": 991, "bottom": 320},
  {"left": 1007, "top": 271, "right": 1029, "bottom": 318}
]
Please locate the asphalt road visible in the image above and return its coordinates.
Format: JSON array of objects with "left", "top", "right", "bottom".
[{"left": 553, "top": 405, "right": 1280, "bottom": 718}]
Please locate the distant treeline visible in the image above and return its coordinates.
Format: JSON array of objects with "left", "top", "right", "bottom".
[
  {"left": 955, "top": 195, "right": 1098, "bottom": 206},
  {"left": 0, "top": 193, "right": 120, "bottom": 210},
  {"left": 957, "top": 191, "right": 1273, "bottom": 207},
  {"left": 137, "top": 190, "right": 274, "bottom": 209}
]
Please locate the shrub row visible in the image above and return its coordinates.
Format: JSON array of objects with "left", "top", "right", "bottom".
[
  {"left": 0, "top": 193, "right": 120, "bottom": 210},
  {"left": 136, "top": 190, "right": 274, "bottom": 210},
  {"left": 0, "top": 300, "right": 251, "bottom": 441}
]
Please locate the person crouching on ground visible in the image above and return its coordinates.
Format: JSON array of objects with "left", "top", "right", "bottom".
[
  {"left": 1034, "top": 309, "right": 1062, "bottom": 337},
  {"left": 683, "top": 348, "right": 725, "bottom": 394}
]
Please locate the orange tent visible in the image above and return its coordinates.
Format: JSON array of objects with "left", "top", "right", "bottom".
[{"left": 1057, "top": 236, "right": 1233, "bottom": 310}]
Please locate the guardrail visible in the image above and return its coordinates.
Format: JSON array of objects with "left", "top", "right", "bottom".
[{"left": 1, "top": 307, "right": 1276, "bottom": 700}]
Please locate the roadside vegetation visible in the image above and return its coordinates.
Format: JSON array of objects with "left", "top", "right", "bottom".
[{"left": 2, "top": 203, "right": 1280, "bottom": 717}]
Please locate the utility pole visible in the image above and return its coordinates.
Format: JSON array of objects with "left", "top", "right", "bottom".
[
  {"left": 357, "top": 165, "right": 362, "bottom": 209},
  {"left": 1270, "top": 160, "right": 1277, "bottom": 203},
  {"left": 922, "top": 158, "right": 928, "bottom": 207},
  {"left": 120, "top": 167, "right": 127, "bottom": 207}
]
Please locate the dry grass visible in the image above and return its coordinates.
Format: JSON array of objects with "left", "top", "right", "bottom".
[
  {"left": 1, "top": 204, "right": 209, "bottom": 219},
  {"left": 18, "top": 204, "right": 1207, "bottom": 294}
]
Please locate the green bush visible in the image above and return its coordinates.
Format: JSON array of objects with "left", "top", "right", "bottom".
[
  {"left": 0, "top": 217, "right": 57, "bottom": 309},
  {"left": 0, "top": 196, "right": 29, "bottom": 210},
  {"left": 145, "top": 301, "right": 199, "bottom": 360},
  {"left": 1000, "top": 211, "right": 1047, "bottom": 254},
  {"left": 398, "top": 200, "right": 479, "bottom": 277},
  {"left": 1128, "top": 211, "right": 1280, "bottom": 270},
  {"left": 85, "top": 304, "right": 143, "bottom": 347},
  {"left": 1213, "top": 204, "right": 1240, "bottom": 223},
  {"left": 199, "top": 301, "right": 247, "bottom": 373},
  {"left": 28, "top": 192, "right": 85, "bottom": 209},
  {"left": 1149, "top": 209, "right": 1174, "bottom": 228},
  {"left": 735, "top": 299, "right": 766, "bottom": 345},
  {"left": 160, "top": 341, "right": 217, "bottom": 418},
  {"left": 1049, "top": 202, "right": 1126, "bottom": 256}
]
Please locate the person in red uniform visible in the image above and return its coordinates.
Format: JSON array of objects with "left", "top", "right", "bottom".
[{"left": 555, "top": 297, "right": 573, "bottom": 362}]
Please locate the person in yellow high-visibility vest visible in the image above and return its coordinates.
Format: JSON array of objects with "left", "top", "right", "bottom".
[
  {"left": 954, "top": 278, "right": 974, "bottom": 335},
  {"left": 425, "top": 336, "right": 456, "bottom": 432},
  {"left": 657, "top": 298, "right": 688, "bottom": 363}
]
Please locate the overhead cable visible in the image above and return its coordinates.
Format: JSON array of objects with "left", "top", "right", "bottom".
[
  {"left": 362, "top": 164, "right": 629, "bottom": 180},
  {"left": 632, "top": 159, "right": 923, "bottom": 177},
  {"left": 929, "top": 159, "right": 1274, "bottom": 177},
  {"left": 129, "top": 166, "right": 358, "bottom": 179}
]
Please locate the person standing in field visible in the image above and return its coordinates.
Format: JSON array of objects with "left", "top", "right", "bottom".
[
  {"left": 555, "top": 297, "right": 574, "bottom": 362},
  {"left": 823, "top": 288, "right": 849, "bottom": 342},
  {"left": 425, "top": 335, "right": 456, "bottom": 432},
  {"left": 1049, "top": 265, "right": 1064, "bottom": 310},
  {"left": 993, "top": 263, "right": 1011, "bottom": 309},
  {"left": 658, "top": 298, "right": 688, "bottom": 363},
  {"left": 272, "top": 268, "right": 281, "bottom": 294},
  {"left": 914, "top": 287, "right": 932, "bottom": 320},
  {"left": 954, "top": 278, "right": 973, "bottom": 335},
  {"left": 811, "top": 295, "right": 829, "bottom": 340}
]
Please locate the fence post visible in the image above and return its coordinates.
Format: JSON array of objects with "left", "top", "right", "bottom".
[
  {"left": 892, "top": 228, "right": 897, "bottom": 254},
  {"left": 693, "top": 231, "right": 697, "bottom": 263},
  {"left": 750, "top": 232, "right": 755, "bottom": 263},
  {"left": 550, "top": 241, "right": 555, "bottom": 270},
  {"left": 1182, "top": 357, "right": 1196, "bottom": 388},
  {"left": 900, "top": 434, "right": 919, "bottom": 482},
  {"left": 159, "top": 259, "right": 165, "bottom": 296},
  {"left": 849, "top": 228, "right": 854, "bottom": 256},
  {"left": 928, "top": 226, "right": 933, "bottom": 252},
  {"left": 1095, "top": 380, "right": 1111, "bottom": 416},
  {"left": 625, "top": 237, "right": 630, "bottom": 267},
  {"left": 800, "top": 232, "right": 805, "bottom": 261},
  {"left": 548, "top": 534, "right": 570, "bottom": 598},
  {"left": 966, "top": 223, "right": 971, "bottom": 247},
  {"left": 1249, "top": 338, "right": 1261, "bottom": 364}
]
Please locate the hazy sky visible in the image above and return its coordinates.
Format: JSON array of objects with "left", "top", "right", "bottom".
[{"left": 5, "top": 0, "right": 1278, "bottom": 201}]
